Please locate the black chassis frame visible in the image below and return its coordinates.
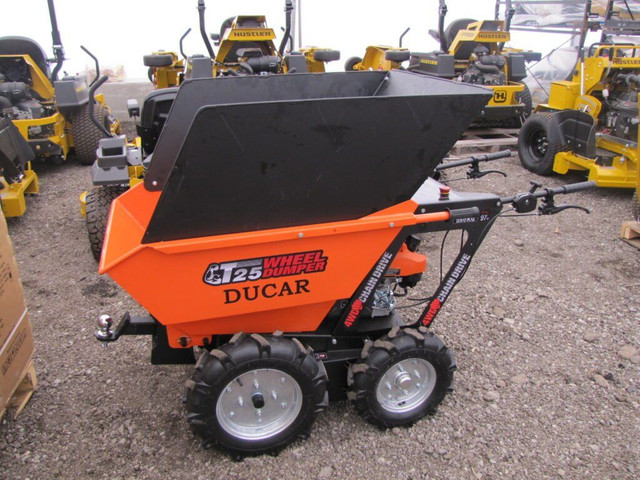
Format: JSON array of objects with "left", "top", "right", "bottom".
[{"left": 101, "top": 181, "right": 503, "bottom": 399}]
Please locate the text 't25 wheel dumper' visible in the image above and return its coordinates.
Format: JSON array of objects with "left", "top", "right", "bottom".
[{"left": 93, "top": 70, "right": 593, "bottom": 457}]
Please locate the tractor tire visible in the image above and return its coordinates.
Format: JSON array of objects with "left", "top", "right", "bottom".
[
  {"left": 632, "top": 190, "right": 640, "bottom": 221},
  {"left": 72, "top": 104, "right": 110, "bottom": 165},
  {"left": 444, "top": 18, "right": 477, "bottom": 50},
  {"left": 345, "top": 56, "right": 363, "bottom": 71},
  {"left": 348, "top": 326, "right": 456, "bottom": 430},
  {"left": 85, "top": 186, "right": 125, "bottom": 261},
  {"left": 143, "top": 53, "right": 174, "bottom": 67},
  {"left": 517, "top": 112, "right": 562, "bottom": 176},
  {"left": 185, "top": 332, "right": 328, "bottom": 457}
]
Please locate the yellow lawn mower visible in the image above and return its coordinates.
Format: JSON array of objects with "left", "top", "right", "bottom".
[
  {"left": 517, "top": 0, "right": 639, "bottom": 195},
  {"left": 0, "top": 0, "right": 119, "bottom": 217}
]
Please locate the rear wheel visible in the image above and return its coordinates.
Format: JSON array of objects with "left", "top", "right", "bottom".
[
  {"left": 517, "top": 112, "right": 562, "bottom": 175},
  {"left": 313, "top": 49, "right": 340, "bottom": 63},
  {"left": 185, "top": 332, "right": 328, "bottom": 457},
  {"left": 143, "top": 54, "right": 174, "bottom": 67},
  {"left": 516, "top": 84, "right": 533, "bottom": 119},
  {"left": 632, "top": 190, "right": 639, "bottom": 221},
  {"left": 72, "top": 104, "right": 110, "bottom": 165},
  {"left": 85, "top": 186, "right": 125, "bottom": 261},
  {"left": 348, "top": 326, "right": 456, "bottom": 429},
  {"left": 385, "top": 50, "right": 411, "bottom": 63}
]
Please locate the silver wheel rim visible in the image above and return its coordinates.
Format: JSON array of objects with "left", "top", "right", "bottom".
[
  {"left": 375, "top": 358, "right": 436, "bottom": 414},
  {"left": 216, "top": 368, "right": 303, "bottom": 440}
]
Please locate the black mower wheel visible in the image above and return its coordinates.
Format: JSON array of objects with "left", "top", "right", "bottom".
[
  {"left": 72, "top": 104, "right": 110, "bottom": 165},
  {"left": 444, "top": 18, "right": 477, "bottom": 50},
  {"left": 143, "top": 53, "right": 174, "bottom": 67},
  {"left": 516, "top": 83, "right": 533, "bottom": 119},
  {"left": 345, "top": 56, "right": 363, "bottom": 71},
  {"left": 313, "top": 49, "right": 341, "bottom": 63},
  {"left": 85, "top": 186, "right": 125, "bottom": 261},
  {"left": 517, "top": 112, "right": 562, "bottom": 176},
  {"left": 185, "top": 332, "right": 328, "bottom": 457},
  {"left": 632, "top": 190, "right": 640, "bottom": 221},
  {"left": 384, "top": 50, "right": 411, "bottom": 63},
  {"left": 348, "top": 326, "right": 456, "bottom": 429}
]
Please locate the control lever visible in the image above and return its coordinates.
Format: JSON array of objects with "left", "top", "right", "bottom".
[{"left": 501, "top": 181, "right": 595, "bottom": 215}]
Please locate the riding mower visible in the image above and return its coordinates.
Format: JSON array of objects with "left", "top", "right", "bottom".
[
  {"left": 0, "top": 0, "right": 119, "bottom": 217},
  {"left": 346, "top": 1, "right": 538, "bottom": 127},
  {"left": 91, "top": 70, "right": 593, "bottom": 457},
  {"left": 518, "top": 0, "right": 640, "bottom": 196},
  {"left": 81, "top": 0, "right": 340, "bottom": 261},
  {"left": 344, "top": 29, "right": 412, "bottom": 72},
  {"left": 407, "top": 0, "right": 540, "bottom": 127}
]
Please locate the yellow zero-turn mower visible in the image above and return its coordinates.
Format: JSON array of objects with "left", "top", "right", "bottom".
[
  {"left": 347, "top": 1, "right": 539, "bottom": 127},
  {"left": 517, "top": 0, "right": 639, "bottom": 195},
  {"left": 145, "top": 0, "right": 340, "bottom": 87},
  {"left": 0, "top": 0, "right": 119, "bottom": 216},
  {"left": 407, "top": 0, "right": 540, "bottom": 127}
]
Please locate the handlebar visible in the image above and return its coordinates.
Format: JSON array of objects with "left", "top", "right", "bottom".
[
  {"left": 501, "top": 181, "right": 595, "bottom": 215},
  {"left": 436, "top": 149, "right": 511, "bottom": 171}
]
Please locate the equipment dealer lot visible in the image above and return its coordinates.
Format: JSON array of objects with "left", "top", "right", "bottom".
[{"left": 0, "top": 132, "right": 637, "bottom": 478}]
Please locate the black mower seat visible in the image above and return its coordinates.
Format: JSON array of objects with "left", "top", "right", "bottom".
[{"left": 0, "top": 36, "right": 51, "bottom": 79}]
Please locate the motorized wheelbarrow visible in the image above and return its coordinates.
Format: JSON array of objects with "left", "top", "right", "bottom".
[{"left": 95, "top": 70, "right": 593, "bottom": 457}]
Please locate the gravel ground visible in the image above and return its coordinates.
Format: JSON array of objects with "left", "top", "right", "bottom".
[{"left": 1, "top": 125, "right": 638, "bottom": 479}]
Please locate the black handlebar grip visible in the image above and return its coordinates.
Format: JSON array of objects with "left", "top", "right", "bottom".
[
  {"left": 555, "top": 181, "right": 596, "bottom": 195},
  {"left": 476, "top": 149, "right": 512, "bottom": 161}
]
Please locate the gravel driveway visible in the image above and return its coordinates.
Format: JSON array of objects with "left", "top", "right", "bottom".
[{"left": 1, "top": 131, "right": 638, "bottom": 479}]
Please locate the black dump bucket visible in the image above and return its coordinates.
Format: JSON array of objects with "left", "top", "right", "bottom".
[{"left": 142, "top": 70, "right": 491, "bottom": 243}]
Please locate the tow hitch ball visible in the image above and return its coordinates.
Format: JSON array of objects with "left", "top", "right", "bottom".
[{"left": 96, "top": 314, "right": 115, "bottom": 342}]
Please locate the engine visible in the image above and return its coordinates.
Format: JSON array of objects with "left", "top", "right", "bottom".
[
  {"left": 0, "top": 59, "right": 53, "bottom": 139},
  {"left": 603, "top": 90, "right": 639, "bottom": 142},
  {"left": 458, "top": 46, "right": 506, "bottom": 86}
]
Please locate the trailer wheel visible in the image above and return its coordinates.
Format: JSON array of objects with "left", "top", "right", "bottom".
[
  {"left": 632, "top": 190, "right": 640, "bottom": 221},
  {"left": 348, "top": 327, "right": 455, "bottom": 429},
  {"left": 72, "top": 104, "right": 110, "bottom": 165},
  {"left": 185, "top": 333, "right": 328, "bottom": 457},
  {"left": 517, "top": 112, "right": 560, "bottom": 175},
  {"left": 85, "top": 186, "right": 125, "bottom": 261},
  {"left": 345, "top": 56, "right": 362, "bottom": 71}
]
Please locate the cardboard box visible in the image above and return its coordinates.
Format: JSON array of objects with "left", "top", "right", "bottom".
[
  {"left": 0, "top": 311, "right": 34, "bottom": 413},
  {"left": 0, "top": 209, "right": 33, "bottom": 415},
  {"left": 0, "top": 209, "right": 27, "bottom": 348}
]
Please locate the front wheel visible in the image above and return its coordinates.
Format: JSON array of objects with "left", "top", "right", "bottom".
[
  {"left": 345, "top": 56, "right": 363, "bottom": 71},
  {"left": 85, "top": 186, "right": 125, "bottom": 261},
  {"left": 517, "top": 112, "right": 562, "bottom": 175},
  {"left": 185, "top": 332, "right": 328, "bottom": 457},
  {"left": 348, "top": 326, "right": 456, "bottom": 429},
  {"left": 632, "top": 190, "right": 639, "bottom": 221}
]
